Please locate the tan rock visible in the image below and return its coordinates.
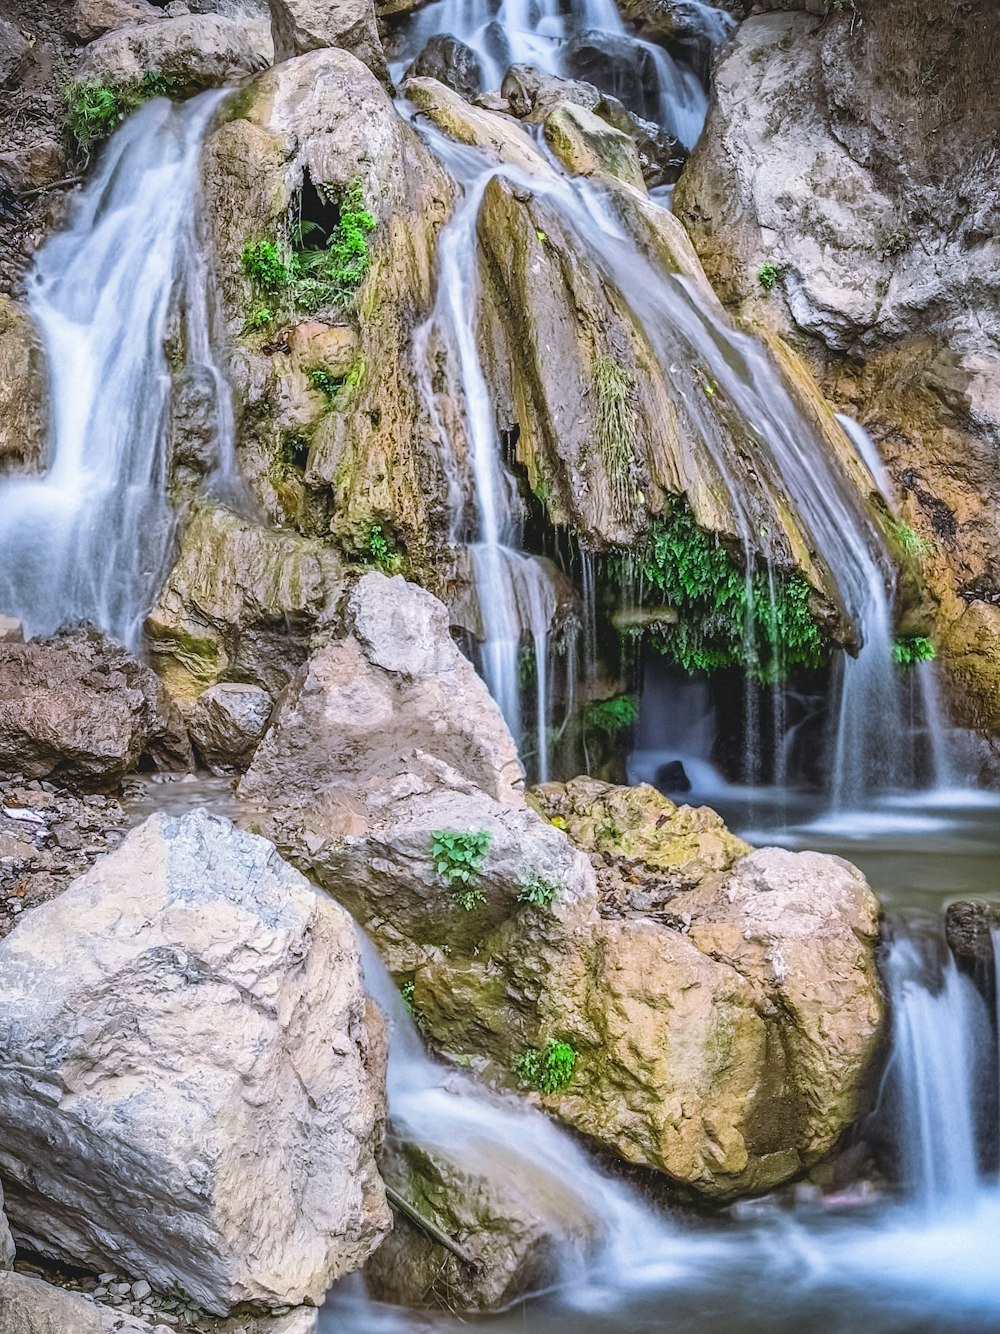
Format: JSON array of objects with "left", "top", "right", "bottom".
[
  {"left": 403, "top": 77, "right": 552, "bottom": 176},
  {"left": 68, "top": 0, "right": 163, "bottom": 43},
  {"left": 268, "top": 0, "right": 389, "bottom": 84},
  {"left": 75, "top": 13, "right": 266, "bottom": 92},
  {"left": 544, "top": 102, "right": 647, "bottom": 192},
  {"left": 0, "top": 297, "right": 46, "bottom": 476}
]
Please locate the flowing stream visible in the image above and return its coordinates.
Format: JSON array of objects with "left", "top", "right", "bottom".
[{"left": 0, "top": 92, "right": 231, "bottom": 646}]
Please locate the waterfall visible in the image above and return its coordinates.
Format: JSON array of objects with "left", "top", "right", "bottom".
[{"left": 0, "top": 93, "right": 229, "bottom": 647}]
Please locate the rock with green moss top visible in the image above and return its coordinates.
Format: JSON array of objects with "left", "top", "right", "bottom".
[
  {"left": 0, "top": 297, "right": 45, "bottom": 476},
  {"left": 403, "top": 76, "right": 552, "bottom": 175},
  {"left": 543, "top": 102, "right": 647, "bottom": 192},
  {"left": 200, "top": 50, "right": 454, "bottom": 562},
  {"left": 146, "top": 501, "right": 344, "bottom": 704},
  {"left": 367, "top": 1130, "right": 599, "bottom": 1310},
  {"left": 415, "top": 825, "right": 884, "bottom": 1200}
]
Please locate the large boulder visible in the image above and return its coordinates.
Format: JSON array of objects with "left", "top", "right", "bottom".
[
  {"left": 74, "top": 13, "right": 267, "bottom": 92},
  {"left": 407, "top": 34, "right": 483, "bottom": 100},
  {"left": 267, "top": 0, "right": 388, "bottom": 83},
  {"left": 189, "top": 681, "right": 272, "bottom": 770},
  {"left": 146, "top": 501, "right": 345, "bottom": 705},
  {"left": 413, "top": 782, "right": 884, "bottom": 1200},
  {"left": 0, "top": 626, "right": 191, "bottom": 788},
  {"left": 199, "top": 49, "right": 453, "bottom": 560},
  {"left": 0, "top": 1272, "right": 166, "bottom": 1334},
  {"left": 0, "top": 296, "right": 46, "bottom": 475},
  {"left": 0, "top": 810, "right": 390, "bottom": 1314},
  {"left": 238, "top": 573, "right": 584, "bottom": 970},
  {"left": 68, "top": 0, "right": 163, "bottom": 43}
]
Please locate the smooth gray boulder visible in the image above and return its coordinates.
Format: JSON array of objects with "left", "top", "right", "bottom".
[
  {"left": 0, "top": 1272, "right": 166, "bottom": 1334},
  {"left": 75, "top": 13, "right": 267, "bottom": 92},
  {"left": 0, "top": 810, "right": 390, "bottom": 1314}
]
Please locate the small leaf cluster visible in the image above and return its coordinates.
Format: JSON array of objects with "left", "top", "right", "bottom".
[
  {"left": 365, "top": 523, "right": 403, "bottom": 574},
  {"left": 584, "top": 694, "right": 639, "bottom": 738},
  {"left": 757, "top": 261, "right": 779, "bottom": 291},
  {"left": 887, "top": 518, "right": 932, "bottom": 561},
  {"left": 892, "top": 635, "right": 936, "bottom": 666},
  {"left": 624, "top": 499, "right": 827, "bottom": 680},
  {"left": 430, "top": 830, "right": 492, "bottom": 911},
  {"left": 241, "top": 182, "right": 376, "bottom": 314},
  {"left": 63, "top": 71, "right": 183, "bottom": 155},
  {"left": 517, "top": 873, "right": 561, "bottom": 908},
  {"left": 514, "top": 1040, "right": 577, "bottom": 1094}
]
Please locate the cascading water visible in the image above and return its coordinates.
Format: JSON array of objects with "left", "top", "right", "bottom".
[{"left": 0, "top": 93, "right": 230, "bottom": 646}]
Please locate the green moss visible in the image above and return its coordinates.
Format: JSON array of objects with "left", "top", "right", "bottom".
[
  {"left": 242, "top": 181, "right": 376, "bottom": 314},
  {"left": 617, "top": 498, "right": 827, "bottom": 680},
  {"left": 63, "top": 72, "right": 184, "bottom": 155},
  {"left": 892, "top": 635, "right": 936, "bottom": 665},
  {"left": 886, "top": 517, "right": 933, "bottom": 561},
  {"left": 584, "top": 693, "right": 639, "bottom": 738},
  {"left": 592, "top": 357, "right": 639, "bottom": 519},
  {"left": 514, "top": 1040, "right": 577, "bottom": 1094}
]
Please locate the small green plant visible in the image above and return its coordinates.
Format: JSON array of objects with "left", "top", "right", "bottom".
[
  {"left": 365, "top": 522, "right": 402, "bottom": 574},
  {"left": 399, "top": 980, "right": 416, "bottom": 1017},
  {"left": 887, "top": 518, "right": 932, "bottom": 560},
  {"left": 517, "top": 873, "right": 561, "bottom": 908},
  {"left": 584, "top": 694, "right": 639, "bottom": 738},
  {"left": 892, "top": 635, "right": 936, "bottom": 666},
  {"left": 430, "top": 830, "right": 492, "bottom": 911},
  {"left": 514, "top": 1040, "right": 577, "bottom": 1094},
  {"left": 308, "top": 366, "right": 343, "bottom": 400},
  {"left": 757, "top": 262, "right": 779, "bottom": 291},
  {"left": 63, "top": 72, "right": 183, "bottom": 155},
  {"left": 241, "top": 182, "right": 376, "bottom": 314},
  {"left": 246, "top": 306, "right": 275, "bottom": 332}
]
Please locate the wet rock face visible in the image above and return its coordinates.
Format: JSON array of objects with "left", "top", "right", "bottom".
[
  {"left": 0, "top": 626, "right": 191, "bottom": 789},
  {"left": 267, "top": 0, "right": 389, "bottom": 84},
  {"left": 407, "top": 34, "right": 483, "bottom": 99},
  {"left": 0, "top": 810, "right": 390, "bottom": 1315},
  {"left": 944, "top": 900, "right": 1000, "bottom": 974}
]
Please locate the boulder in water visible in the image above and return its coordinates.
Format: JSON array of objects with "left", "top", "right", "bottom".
[
  {"left": 267, "top": 0, "right": 389, "bottom": 85},
  {"left": 0, "top": 625, "right": 191, "bottom": 788},
  {"left": 543, "top": 102, "right": 647, "bottom": 192},
  {"left": 0, "top": 809, "right": 390, "bottom": 1314},
  {"left": 189, "top": 680, "right": 272, "bottom": 770},
  {"left": 75, "top": 13, "right": 267, "bottom": 93},
  {"left": 407, "top": 34, "right": 484, "bottom": 100},
  {"left": 945, "top": 899, "right": 1000, "bottom": 974},
  {"left": 416, "top": 781, "right": 884, "bottom": 1200},
  {"left": 564, "top": 28, "right": 660, "bottom": 120}
]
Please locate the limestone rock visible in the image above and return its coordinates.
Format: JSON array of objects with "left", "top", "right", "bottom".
[
  {"left": 0, "top": 810, "right": 390, "bottom": 1314},
  {"left": 68, "top": 0, "right": 163, "bottom": 42},
  {"left": 543, "top": 102, "right": 647, "bottom": 192},
  {"left": 146, "top": 501, "right": 344, "bottom": 704},
  {"left": 200, "top": 50, "right": 453, "bottom": 555},
  {"left": 414, "top": 787, "right": 884, "bottom": 1199},
  {"left": 403, "top": 76, "right": 551, "bottom": 175},
  {"left": 75, "top": 13, "right": 267, "bottom": 92},
  {"left": 0, "top": 1272, "right": 165, "bottom": 1334},
  {"left": 267, "top": 0, "right": 389, "bottom": 85},
  {"left": 189, "top": 681, "right": 272, "bottom": 770},
  {"left": 0, "top": 296, "right": 46, "bottom": 475},
  {"left": 0, "top": 625, "right": 191, "bottom": 788},
  {"left": 407, "top": 34, "right": 483, "bottom": 100}
]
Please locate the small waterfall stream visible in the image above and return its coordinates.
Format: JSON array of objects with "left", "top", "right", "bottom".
[{"left": 0, "top": 93, "right": 230, "bottom": 646}]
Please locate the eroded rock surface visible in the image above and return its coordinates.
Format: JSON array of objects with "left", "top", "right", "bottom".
[
  {"left": 75, "top": 13, "right": 267, "bottom": 91},
  {"left": 0, "top": 295, "right": 46, "bottom": 474},
  {"left": 0, "top": 626, "right": 191, "bottom": 788},
  {"left": 0, "top": 809, "right": 390, "bottom": 1314},
  {"left": 267, "top": 0, "right": 388, "bottom": 83}
]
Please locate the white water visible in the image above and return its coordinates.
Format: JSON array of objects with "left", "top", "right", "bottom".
[
  {"left": 0, "top": 93, "right": 228, "bottom": 646},
  {"left": 396, "top": 0, "right": 731, "bottom": 148}
]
